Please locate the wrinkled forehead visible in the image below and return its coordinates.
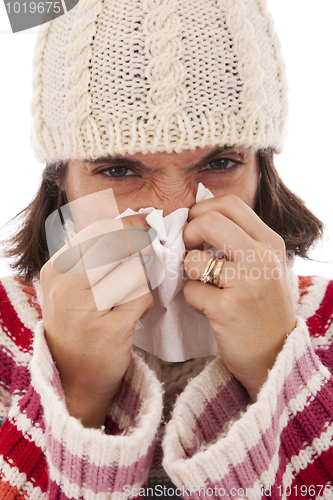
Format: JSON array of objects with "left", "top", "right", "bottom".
[{"left": 82, "top": 146, "right": 252, "bottom": 166}]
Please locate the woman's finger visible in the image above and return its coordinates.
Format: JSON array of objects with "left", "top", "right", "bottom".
[
  {"left": 71, "top": 228, "right": 152, "bottom": 274},
  {"left": 184, "top": 250, "right": 236, "bottom": 288},
  {"left": 188, "top": 194, "right": 277, "bottom": 244},
  {"left": 182, "top": 279, "right": 223, "bottom": 318},
  {"left": 85, "top": 240, "right": 155, "bottom": 289},
  {"left": 116, "top": 284, "right": 151, "bottom": 308},
  {"left": 51, "top": 214, "right": 149, "bottom": 274},
  {"left": 183, "top": 210, "right": 255, "bottom": 259},
  {"left": 90, "top": 256, "right": 149, "bottom": 311},
  {"left": 109, "top": 286, "right": 154, "bottom": 334},
  {"left": 184, "top": 248, "right": 285, "bottom": 292}
]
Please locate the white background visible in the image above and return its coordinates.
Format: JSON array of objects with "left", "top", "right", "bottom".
[{"left": 0, "top": 0, "right": 332, "bottom": 278}]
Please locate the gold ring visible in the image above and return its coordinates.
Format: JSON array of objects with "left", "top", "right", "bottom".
[
  {"left": 213, "top": 258, "right": 225, "bottom": 288},
  {"left": 200, "top": 257, "right": 218, "bottom": 284}
]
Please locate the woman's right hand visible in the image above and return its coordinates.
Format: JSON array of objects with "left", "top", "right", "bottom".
[{"left": 40, "top": 214, "right": 153, "bottom": 428}]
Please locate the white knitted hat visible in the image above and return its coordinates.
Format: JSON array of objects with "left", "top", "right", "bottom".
[{"left": 31, "top": 0, "right": 288, "bottom": 163}]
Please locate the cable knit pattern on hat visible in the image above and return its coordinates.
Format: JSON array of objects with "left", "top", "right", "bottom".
[
  {"left": 143, "top": 0, "right": 186, "bottom": 114},
  {"left": 31, "top": 0, "right": 288, "bottom": 162}
]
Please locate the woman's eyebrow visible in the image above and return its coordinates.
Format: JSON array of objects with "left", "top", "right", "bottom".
[
  {"left": 84, "top": 156, "right": 149, "bottom": 170},
  {"left": 84, "top": 146, "right": 237, "bottom": 171},
  {"left": 187, "top": 146, "right": 238, "bottom": 171}
]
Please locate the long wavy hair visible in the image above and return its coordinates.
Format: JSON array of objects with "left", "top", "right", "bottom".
[{"left": 1, "top": 149, "right": 324, "bottom": 283}]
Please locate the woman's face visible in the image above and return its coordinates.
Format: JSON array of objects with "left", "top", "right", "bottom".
[{"left": 64, "top": 146, "right": 259, "bottom": 216}]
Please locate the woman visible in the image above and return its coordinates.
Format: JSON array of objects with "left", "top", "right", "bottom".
[{"left": 0, "top": 0, "right": 332, "bottom": 499}]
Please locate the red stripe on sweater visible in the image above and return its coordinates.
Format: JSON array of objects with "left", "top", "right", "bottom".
[
  {"left": 0, "top": 348, "right": 17, "bottom": 390},
  {"left": 269, "top": 375, "right": 333, "bottom": 497},
  {"left": 316, "top": 342, "right": 333, "bottom": 375},
  {"left": 0, "top": 418, "right": 47, "bottom": 492},
  {"left": 0, "top": 282, "right": 34, "bottom": 353},
  {"left": 270, "top": 443, "right": 333, "bottom": 500},
  {"left": 307, "top": 279, "right": 333, "bottom": 338},
  {"left": 289, "top": 443, "right": 333, "bottom": 499},
  {"left": 284, "top": 379, "right": 333, "bottom": 455},
  {"left": 104, "top": 414, "right": 123, "bottom": 435},
  {"left": 0, "top": 348, "right": 31, "bottom": 397}
]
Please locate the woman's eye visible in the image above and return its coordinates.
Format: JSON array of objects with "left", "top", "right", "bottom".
[
  {"left": 206, "top": 158, "right": 237, "bottom": 170},
  {"left": 102, "top": 167, "right": 134, "bottom": 178}
]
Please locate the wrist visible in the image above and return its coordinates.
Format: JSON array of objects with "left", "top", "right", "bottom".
[{"left": 64, "top": 382, "right": 121, "bottom": 428}]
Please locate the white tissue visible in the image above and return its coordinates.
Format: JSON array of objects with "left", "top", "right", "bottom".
[{"left": 116, "top": 183, "right": 220, "bottom": 362}]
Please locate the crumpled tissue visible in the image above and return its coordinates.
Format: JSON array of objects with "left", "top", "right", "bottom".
[{"left": 117, "top": 183, "right": 220, "bottom": 362}]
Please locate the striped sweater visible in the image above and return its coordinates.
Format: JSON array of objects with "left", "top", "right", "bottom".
[{"left": 0, "top": 273, "right": 333, "bottom": 499}]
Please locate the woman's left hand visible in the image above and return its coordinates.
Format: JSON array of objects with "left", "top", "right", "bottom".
[{"left": 183, "top": 194, "right": 297, "bottom": 402}]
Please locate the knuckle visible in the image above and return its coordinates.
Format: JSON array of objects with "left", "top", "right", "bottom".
[
  {"left": 123, "top": 257, "right": 147, "bottom": 285},
  {"left": 46, "top": 281, "right": 66, "bottom": 309},
  {"left": 220, "top": 193, "right": 240, "bottom": 206},
  {"left": 266, "top": 231, "right": 286, "bottom": 252},
  {"left": 125, "top": 256, "right": 144, "bottom": 273},
  {"left": 274, "top": 233, "right": 286, "bottom": 251},
  {"left": 184, "top": 249, "right": 201, "bottom": 266},
  {"left": 198, "top": 210, "right": 219, "bottom": 229},
  {"left": 40, "top": 260, "right": 53, "bottom": 289}
]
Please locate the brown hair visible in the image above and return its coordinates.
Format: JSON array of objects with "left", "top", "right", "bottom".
[
  {"left": 1, "top": 162, "right": 68, "bottom": 283},
  {"left": 1, "top": 150, "right": 324, "bottom": 283},
  {"left": 255, "top": 149, "right": 323, "bottom": 258}
]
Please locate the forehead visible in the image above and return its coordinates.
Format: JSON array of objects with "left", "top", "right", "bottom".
[
  {"left": 83, "top": 146, "right": 253, "bottom": 168},
  {"left": 130, "top": 146, "right": 239, "bottom": 164}
]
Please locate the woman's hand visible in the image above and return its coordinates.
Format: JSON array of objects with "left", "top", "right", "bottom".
[
  {"left": 40, "top": 214, "right": 153, "bottom": 428},
  {"left": 183, "top": 194, "right": 296, "bottom": 402}
]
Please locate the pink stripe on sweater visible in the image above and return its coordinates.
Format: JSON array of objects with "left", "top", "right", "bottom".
[
  {"left": 46, "top": 428, "right": 155, "bottom": 494},
  {"left": 183, "top": 344, "right": 322, "bottom": 496},
  {"left": 187, "top": 377, "right": 247, "bottom": 457},
  {"left": 184, "top": 343, "right": 320, "bottom": 460},
  {"left": 113, "top": 377, "right": 142, "bottom": 422},
  {"left": 49, "top": 480, "right": 147, "bottom": 500},
  {"left": 50, "top": 362, "right": 65, "bottom": 401},
  {"left": 283, "top": 342, "right": 321, "bottom": 401},
  {"left": 48, "top": 480, "right": 76, "bottom": 500},
  {"left": 17, "top": 384, "right": 45, "bottom": 430}
]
